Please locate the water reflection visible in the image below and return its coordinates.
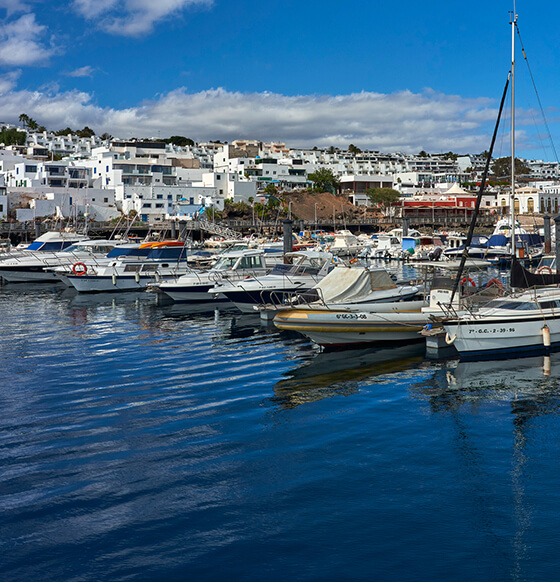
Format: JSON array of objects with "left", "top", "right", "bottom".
[
  {"left": 414, "top": 353, "right": 560, "bottom": 412},
  {"left": 273, "top": 342, "right": 426, "bottom": 408},
  {"left": 410, "top": 352, "right": 560, "bottom": 582},
  {"left": 156, "top": 299, "right": 238, "bottom": 319}
]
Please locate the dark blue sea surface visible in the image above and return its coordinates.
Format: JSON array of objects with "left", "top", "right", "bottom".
[{"left": 1, "top": 283, "right": 560, "bottom": 581}]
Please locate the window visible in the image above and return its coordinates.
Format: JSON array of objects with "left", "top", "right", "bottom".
[
  {"left": 216, "top": 175, "right": 221, "bottom": 180},
  {"left": 156, "top": 203, "right": 164, "bottom": 208},
  {"left": 144, "top": 203, "right": 152, "bottom": 208},
  {"left": 104, "top": 198, "right": 108, "bottom": 203}
]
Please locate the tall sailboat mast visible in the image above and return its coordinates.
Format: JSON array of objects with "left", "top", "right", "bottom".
[{"left": 510, "top": 9, "right": 517, "bottom": 255}]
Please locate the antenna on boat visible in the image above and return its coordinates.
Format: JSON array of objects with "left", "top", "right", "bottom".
[{"left": 510, "top": 9, "right": 518, "bottom": 258}]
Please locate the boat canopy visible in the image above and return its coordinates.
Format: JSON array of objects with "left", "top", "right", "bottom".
[
  {"left": 312, "top": 267, "right": 396, "bottom": 303},
  {"left": 484, "top": 233, "right": 542, "bottom": 248}
]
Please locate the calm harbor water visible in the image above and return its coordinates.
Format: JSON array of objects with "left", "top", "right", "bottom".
[{"left": 1, "top": 282, "right": 560, "bottom": 581}]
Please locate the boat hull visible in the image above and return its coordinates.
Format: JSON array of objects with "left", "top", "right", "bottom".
[
  {"left": 66, "top": 274, "right": 158, "bottom": 292},
  {"left": 444, "top": 314, "right": 560, "bottom": 360},
  {"left": 158, "top": 283, "right": 215, "bottom": 302},
  {"left": 273, "top": 308, "right": 430, "bottom": 346},
  {"left": 220, "top": 287, "right": 312, "bottom": 313},
  {"left": 0, "top": 266, "right": 62, "bottom": 282}
]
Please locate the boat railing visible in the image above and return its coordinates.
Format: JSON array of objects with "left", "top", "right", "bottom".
[{"left": 263, "top": 287, "right": 330, "bottom": 311}]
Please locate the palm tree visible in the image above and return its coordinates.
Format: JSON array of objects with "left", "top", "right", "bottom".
[{"left": 18, "top": 113, "right": 30, "bottom": 129}]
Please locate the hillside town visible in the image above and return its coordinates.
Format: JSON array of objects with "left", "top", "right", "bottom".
[{"left": 1, "top": 122, "right": 559, "bottom": 228}]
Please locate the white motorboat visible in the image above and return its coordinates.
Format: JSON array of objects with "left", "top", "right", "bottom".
[
  {"left": 372, "top": 233, "right": 401, "bottom": 259},
  {"left": 209, "top": 250, "right": 334, "bottom": 313},
  {"left": 0, "top": 231, "right": 94, "bottom": 282},
  {"left": 329, "top": 230, "right": 364, "bottom": 256},
  {"left": 443, "top": 287, "right": 560, "bottom": 359},
  {"left": 155, "top": 248, "right": 272, "bottom": 302},
  {"left": 62, "top": 242, "right": 192, "bottom": 292}
]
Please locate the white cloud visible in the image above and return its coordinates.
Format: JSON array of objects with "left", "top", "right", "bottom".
[
  {"left": 72, "top": 0, "right": 212, "bottom": 37},
  {"left": 72, "top": 0, "right": 118, "bottom": 20},
  {"left": 0, "top": 69, "right": 20, "bottom": 93},
  {"left": 0, "top": 13, "right": 54, "bottom": 66},
  {"left": 0, "top": 80, "right": 537, "bottom": 154},
  {"left": 66, "top": 65, "right": 95, "bottom": 78},
  {"left": 0, "top": 0, "right": 30, "bottom": 16}
]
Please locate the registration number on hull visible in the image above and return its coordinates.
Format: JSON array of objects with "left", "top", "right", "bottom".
[
  {"left": 335, "top": 313, "right": 368, "bottom": 320},
  {"left": 467, "top": 327, "right": 516, "bottom": 335}
]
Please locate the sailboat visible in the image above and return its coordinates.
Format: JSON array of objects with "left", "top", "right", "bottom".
[{"left": 442, "top": 11, "right": 560, "bottom": 360}]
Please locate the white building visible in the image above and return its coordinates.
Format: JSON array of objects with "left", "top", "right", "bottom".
[
  {"left": 9, "top": 186, "right": 118, "bottom": 222},
  {"left": 505, "top": 184, "right": 560, "bottom": 214}
]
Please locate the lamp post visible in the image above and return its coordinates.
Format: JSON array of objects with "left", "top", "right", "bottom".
[
  {"left": 314, "top": 202, "right": 318, "bottom": 231},
  {"left": 288, "top": 201, "right": 292, "bottom": 220}
]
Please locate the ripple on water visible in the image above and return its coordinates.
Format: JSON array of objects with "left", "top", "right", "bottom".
[{"left": 3, "top": 285, "right": 560, "bottom": 582}]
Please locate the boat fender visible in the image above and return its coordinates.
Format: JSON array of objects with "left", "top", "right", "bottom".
[
  {"left": 537, "top": 265, "right": 553, "bottom": 275},
  {"left": 72, "top": 262, "right": 87, "bottom": 276},
  {"left": 542, "top": 325, "right": 551, "bottom": 348},
  {"left": 112, "top": 274, "right": 117, "bottom": 285},
  {"left": 135, "top": 272, "right": 140, "bottom": 283},
  {"left": 445, "top": 333, "right": 456, "bottom": 345}
]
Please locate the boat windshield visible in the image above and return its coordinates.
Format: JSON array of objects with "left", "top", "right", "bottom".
[
  {"left": 214, "top": 254, "right": 264, "bottom": 271},
  {"left": 269, "top": 263, "right": 321, "bottom": 276},
  {"left": 63, "top": 243, "right": 116, "bottom": 254},
  {"left": 486, "top": 299, "right": 560, "bottom": 310},
  {"left": 26, "top": 241, "right": 76, "bottom": 251}
]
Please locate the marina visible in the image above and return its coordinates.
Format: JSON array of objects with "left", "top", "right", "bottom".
[{"left": 4, "top": 2, "right": 560, "bottom": 580}]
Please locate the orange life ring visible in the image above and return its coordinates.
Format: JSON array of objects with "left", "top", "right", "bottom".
[
  {"left": 486, "top": 278, "right": 504, "bottom": 295},
  {"left": 537, "top": 265, "right": 553, "bottom": 275},
  {"left": 460, "top": 276, "right": 476, "bottom": 295},
  {"left": 72, "top": 262, "right": 87, "bottom": 276}
]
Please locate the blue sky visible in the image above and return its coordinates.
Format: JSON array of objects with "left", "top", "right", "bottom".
[{"left": 0, "top": 0, "right": 558, "bottom": 158}]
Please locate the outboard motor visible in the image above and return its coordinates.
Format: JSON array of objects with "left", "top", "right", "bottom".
[{"left": 428, "top": 246, "right": 442, "bottom": 261}]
